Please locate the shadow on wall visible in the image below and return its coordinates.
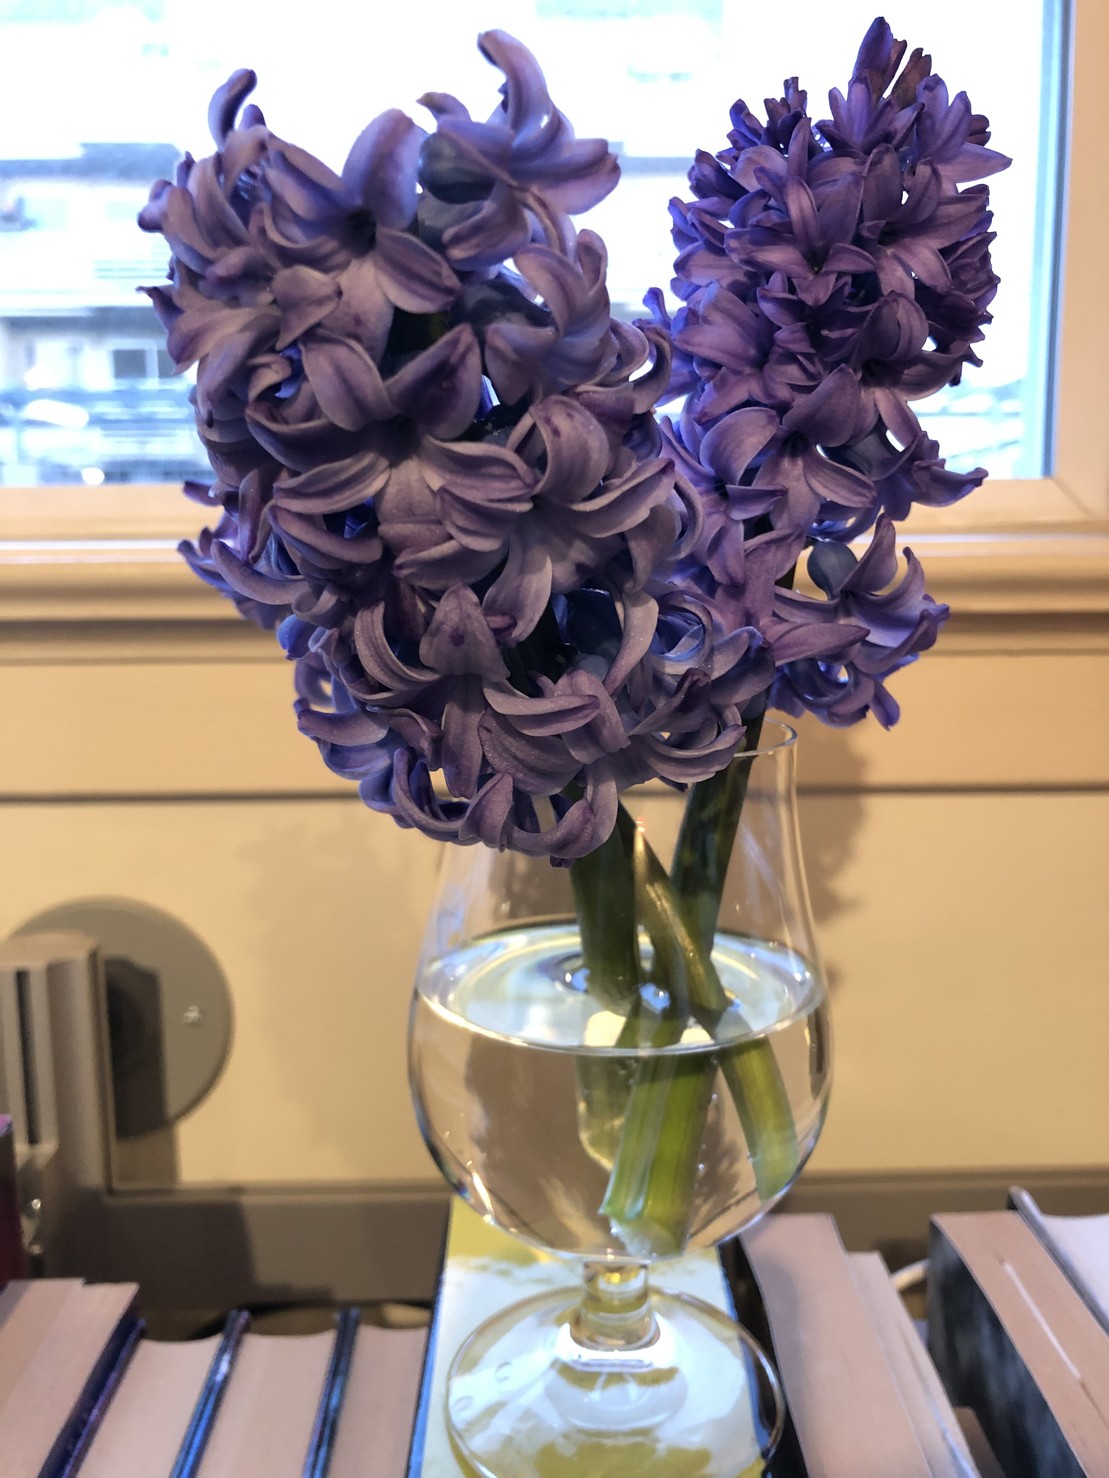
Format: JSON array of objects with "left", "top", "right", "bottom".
[
  {"left": 234, "top": 798, "right": 442, "bottom": 1180},
  {"left": 796, "top": 724, "right": 869, "bottom": 997}
]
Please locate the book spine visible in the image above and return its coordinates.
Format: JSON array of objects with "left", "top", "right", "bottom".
[
  {"left": 54, "top": 1316, "right": 145, "bottom": 1478},
  {"left": 1008, "top": 1186, "right": 1109, "bottom": 1339},
  {"left": 720, "top": 1234, "right": 811, "bottom": 1478},
  {"left": 927, "top": 1220, "right": 1083, "bottom": 1478},
  {"left": 404, "top": 1217, "right": 448, "bottom": 1478},
  {"left": 0, "top": 1116, "right": 26, "bottom": 1285},
  {"left": 169, "top": 1310, "right": 251, "bottom": 1478},
  {"left": 38, "top": 1304, "right": 144, "bottom": 1478},
  {"left": 404, "top": 1304, "right": 441, "bottom": 1478},
  {"left": 301, "top": 1307, "right": 360, "bottom": 1478}
]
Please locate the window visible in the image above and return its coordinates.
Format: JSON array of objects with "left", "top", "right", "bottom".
[
  {"left": 104, "top": 198, "right": 142, "bottom": 223},
  {"left": 110, "top": 347, "right": 151, "bottom": 383},
  {"left": 0, "top": 0, "right": 1105, "bottom": 546},
  {"left": 21, "top": 196, "right": 69, "bottom": 232}
]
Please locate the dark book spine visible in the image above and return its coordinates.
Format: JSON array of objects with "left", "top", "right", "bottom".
[
  {"left": 405, "top": 1220, "right": 448, "bottom": 1478},
  {"left": 0, "top": 1116, "right": 26, "bottom": 1285},
  {"left": 302, "top": 1306, "right": 360, "bottom": 1478},
  {"left": 38, "top": 1304, "right": 144, "bottom": 1478},
  {"left": 927, "top": 1221, "right": 1083, "bottom": 1478},
  {"left": 720, "top": 1234, "right": 808, "bottom": 1478},
  {"left": 169, "top": 1310, "right": 251, "bottom": 1478}
]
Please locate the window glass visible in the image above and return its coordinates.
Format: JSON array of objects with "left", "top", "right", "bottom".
[
  {"left": 110, "top": 347, "right": 150, "bottom": 382},
  {"left": 0, "top": 0, "right": 1061, "bottom": 490}
]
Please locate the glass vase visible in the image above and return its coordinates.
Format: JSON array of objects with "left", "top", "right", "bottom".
[{"left": 409, "top": 721, "right": 831, "bottom": 1476}]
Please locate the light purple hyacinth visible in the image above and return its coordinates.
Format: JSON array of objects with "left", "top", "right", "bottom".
[
  {"left": 141, "top": 21, "right": 1006, "bottom": 858},
  {"left": 653, "top": 16, "right": 1008, "bottom": 729},
  {"left": 139, "top": 31, "right": 769, "bottom": 860}
]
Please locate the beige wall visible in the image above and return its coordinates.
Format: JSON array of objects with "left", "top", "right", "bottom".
[{"left": 1, "top": 537, "right": 1107, "bottom": 1190}]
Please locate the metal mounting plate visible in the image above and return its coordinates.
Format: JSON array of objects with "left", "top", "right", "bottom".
[{"left": 17, "top": 900, "right": 232, "bottom": 1137}]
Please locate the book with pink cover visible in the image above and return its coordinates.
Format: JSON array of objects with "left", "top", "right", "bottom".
[
  {"left": 1010, "top": 1186, "right": 1109, "bottom": 1335},
  {"left": 0, "top": 1278, "right": 428, "bottom": 1478},
  {"left": 0, "top": 1278, "right": 142, "bottom": 1478},
  {"left": 737, "top": 1214, "right": 942, "bottom": 1478}
]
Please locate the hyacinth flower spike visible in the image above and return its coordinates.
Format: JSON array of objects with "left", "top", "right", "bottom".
[{"left": 602, "top": 16, "right": 1008, "bottom": 1241}]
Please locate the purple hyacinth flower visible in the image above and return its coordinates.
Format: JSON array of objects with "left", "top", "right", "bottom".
[{"left": 147, "top": 23, "right": 1007, "bottom": 858}]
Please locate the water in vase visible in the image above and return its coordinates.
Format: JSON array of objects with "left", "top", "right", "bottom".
[{"left": 410, "top": 923, "right": 830, "bottom": 1261}]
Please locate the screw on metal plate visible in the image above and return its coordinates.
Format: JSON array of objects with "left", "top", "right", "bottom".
[{"left": 22, "top": 1196, "right": 43, "bottom": 1257}]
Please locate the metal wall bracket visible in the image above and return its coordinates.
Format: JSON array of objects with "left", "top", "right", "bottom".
[
  {"left": 16, "top": 900, "right": 232, "bottom": 1140},
  {"left": 0, "top": 931, "right": 115, "bottom": 1267}
]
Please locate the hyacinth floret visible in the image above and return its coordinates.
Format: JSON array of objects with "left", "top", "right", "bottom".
[{"left": 654, "top": 16, "right": 1008, "bottom": 728}]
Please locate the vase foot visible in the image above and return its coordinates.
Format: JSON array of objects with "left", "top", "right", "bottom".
[{"left": 445, "top": 1283, "right": 784, "bottom": 1477}]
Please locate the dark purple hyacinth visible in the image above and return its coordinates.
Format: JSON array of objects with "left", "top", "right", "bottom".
[
  {"left": 142, "top": 21, "right": 1006, "bottom": 857},
  {"left": 653, "top": 17, "right": 1006, "bottom": 727}
]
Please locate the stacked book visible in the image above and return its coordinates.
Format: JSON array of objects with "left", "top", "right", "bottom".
[
  {"left": 0, "top": 1280, "right": 426, "bottom": 1478},
  {"left": 729, "top": 1195, "right": 1109, "bottom": 1477},
  {"left": 732, "top": 1214, "right": 1001, "bottom": 1477},
  {"left": 2, "top": 1191, "right": 1106, "bottom": 1475},
  {"left": 926, "top": 1194, "right": 1109, "bottom": 1477}
]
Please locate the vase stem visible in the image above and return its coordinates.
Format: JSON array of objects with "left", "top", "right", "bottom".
[{"left": 570, "top": 1260, "right": 657, "bottom": 1352}]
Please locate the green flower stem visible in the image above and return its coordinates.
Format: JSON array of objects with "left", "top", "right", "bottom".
[
  {"left": 718, "top": 1036, "right": 801, "bottom": 1198},
  {"left": 570, "top": 822, "right": 646, "bottom": 1170},
  {"left": 598, "top": 1047, "right": 717, "bottom": 1257},
  {"left": 570, "top": 718, "right": 804, "bottom": 1249},
  {"left": 569, "top": 817, "right": 641, "bottom": 1014},
  {"left": 598, "top": 810, "right": 719, "bottom": 1252},
  {"left": 671, "top": 714, "right": 800, "bottom": 1201},
  {"left": 599, "top": 792, "right": 799, "bottom": 1248},
  {"left": 671, "top": 709, "right": 766, "bottom": 957}
]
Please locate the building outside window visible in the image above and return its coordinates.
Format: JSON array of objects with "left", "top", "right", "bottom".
[{"left": 0, "top": 0, "right": 1104, "bottom": 535}]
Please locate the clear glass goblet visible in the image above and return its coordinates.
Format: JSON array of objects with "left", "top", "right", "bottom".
[{"left": 409, "top": 723, "right": 830, "bottom": 1476}]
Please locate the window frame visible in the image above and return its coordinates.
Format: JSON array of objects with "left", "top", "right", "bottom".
[{"left": 1, "top": 0, "right": 1106, "bottom": 595}]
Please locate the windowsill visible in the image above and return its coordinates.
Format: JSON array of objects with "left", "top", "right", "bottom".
[
  {"left": 3, "top": 532, "right": 1109, "bottom": 657},
  {"left": 3, "top": 479, "right": 1109, "bottom": 642},
  {"left": 4, "top": 470, "right": 1107, "bottom": 540}
]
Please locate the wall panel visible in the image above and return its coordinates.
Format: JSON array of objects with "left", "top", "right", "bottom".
[{"left": 1, "top": 601, "right": 1107, "bottom": 1189}]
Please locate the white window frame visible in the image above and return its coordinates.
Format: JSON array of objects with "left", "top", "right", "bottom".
[{"left": 2, "top": 0, "right": 1107, "bottom": 614}]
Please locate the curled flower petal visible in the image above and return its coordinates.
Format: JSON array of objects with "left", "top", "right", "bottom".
[
  {"left": 386, "top": 324, "right": 483, "bottom": 437},
  {"left": 301, "top": 332, "right": 393, "bottom": 431},
  {"left": 419, "top": 585, "right": 509, "bottom": 680},
  {"left": 272, "top": 266, "right": 342, "bottom": 349},
  {"left": 341, "top": 108, "right": 425, "bottom": 229},
  {"left": 372, "top": 227, "right": 463, "bottom": 313},
  {"left": 208, "top": 69, "right": 257, "bottom": 147}
]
